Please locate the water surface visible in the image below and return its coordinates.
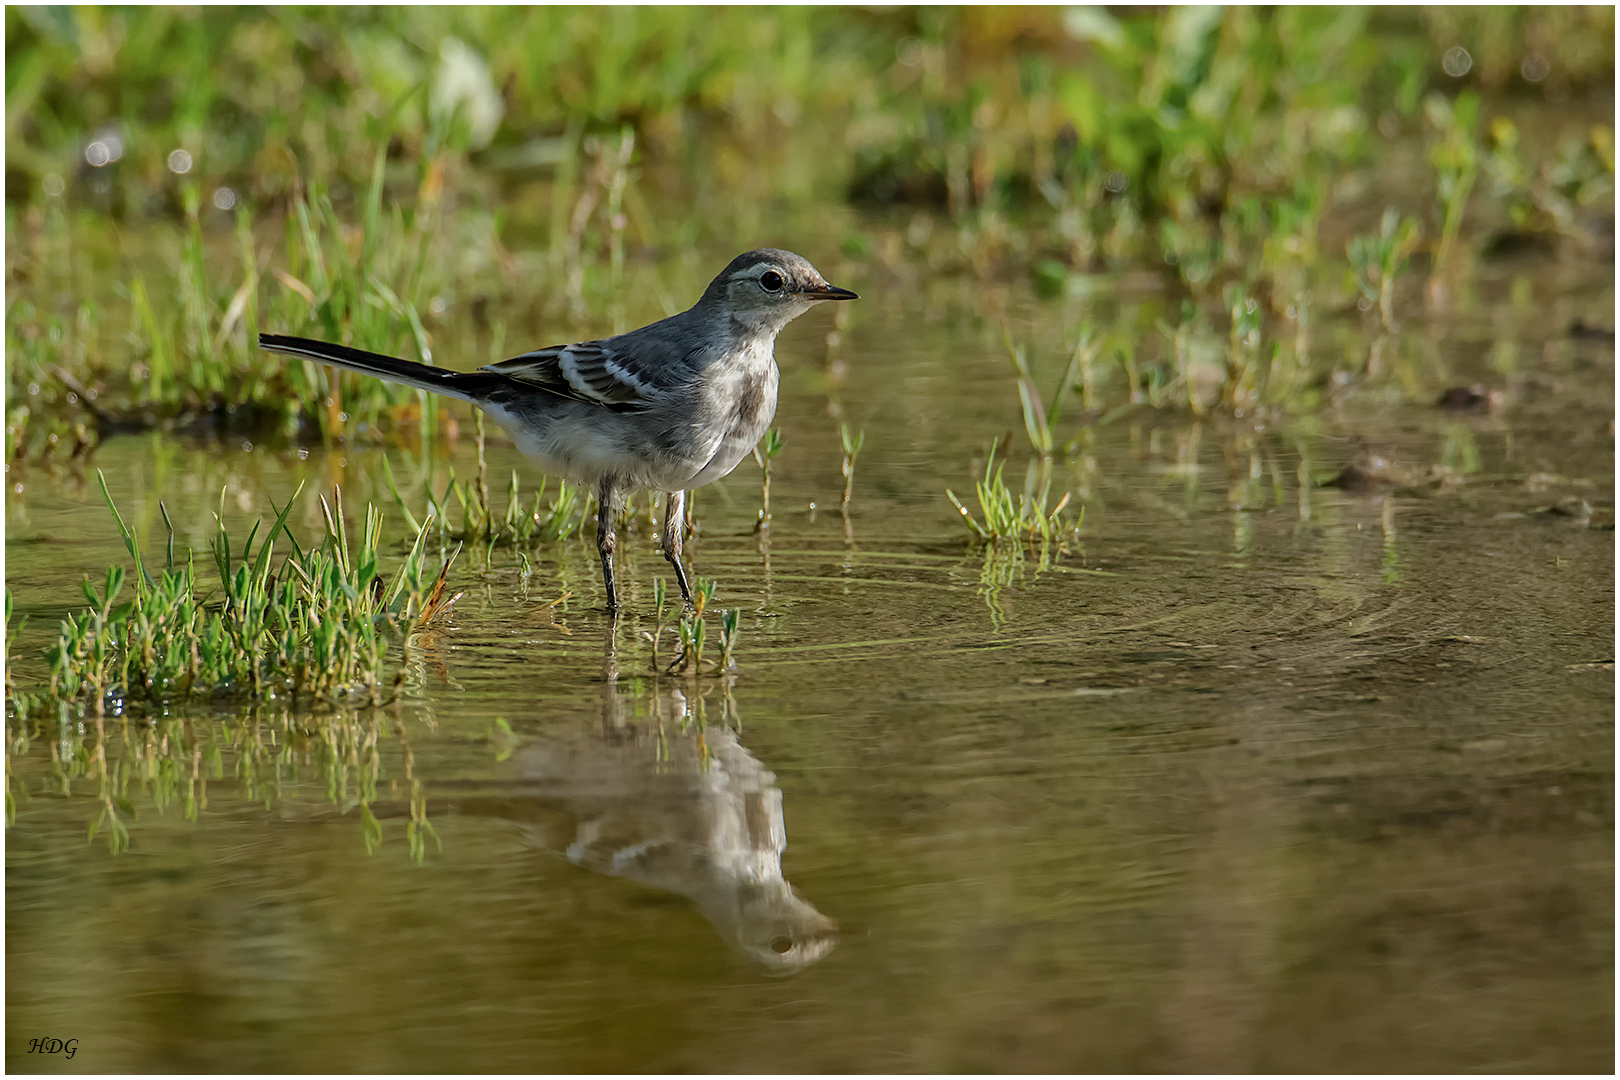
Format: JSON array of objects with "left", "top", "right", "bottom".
[{"left": 6, "top": 245, "right": 1614, "bottom": 1072}]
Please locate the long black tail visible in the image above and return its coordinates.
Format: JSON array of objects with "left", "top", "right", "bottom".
[{"left": 258, "top": 334, "right": 500, "bottom": 402}]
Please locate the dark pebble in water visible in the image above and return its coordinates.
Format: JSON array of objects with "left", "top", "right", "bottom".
[
  {"left": 1436, "top": 385, "right": 1490, "bottom": 410},
  {"left": 1324, "top": 464, "right": 1394, "bottom": 492},
  {"left": 1481, "top": 229, "right": 1557, "bottom": 257},
  {"left": 1568, "top": 318, "right": 1615, "bottom": 341}
]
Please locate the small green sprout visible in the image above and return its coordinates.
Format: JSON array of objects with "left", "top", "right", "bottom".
[
  {"left": 947, "top": 443, "right": 1079, "bottom": 547},
  {"left": 1347, "top": 207, "right": 1423, "bottom": 332},
  {"left": 839, "top": 424, "right": 865, "bottom": 514},
  {"left": 753, "top": 428, "right": 785, "bottom": 529}
]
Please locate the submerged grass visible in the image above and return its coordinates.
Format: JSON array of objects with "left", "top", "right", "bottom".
[
  {"left": 948, "top": 335, "right": 1083, "bottom": 548},
  {"left": 4, "top": 471, "right": 462, "bottom": 859},
  {"left": 3, "top": 459, "right": 477, "bottom": 859},
  {"left": 948, "top": 443, "right": 1079, "bottom": 549},
  {"left": 650, "top": 575, "right": 742, "bottom": 678},
  {"left": 9, "top": 471, "right": 458, "bottom": 723}
]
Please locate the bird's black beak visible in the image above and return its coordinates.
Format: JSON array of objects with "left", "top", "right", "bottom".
[{"left": 800, "top": 283, "right": 859, "bottom": 301}]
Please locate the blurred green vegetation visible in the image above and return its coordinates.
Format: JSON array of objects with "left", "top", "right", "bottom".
[
  {"left": 4, "top": 6, "right": 1614, "bottom": 458},
  {"left": 7, "top": 7, "right": 1613, "bottom": 216}
]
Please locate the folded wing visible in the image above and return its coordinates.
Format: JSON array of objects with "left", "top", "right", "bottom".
[{"left": 484, "top": 341, "right": 669, "bottom": 411}]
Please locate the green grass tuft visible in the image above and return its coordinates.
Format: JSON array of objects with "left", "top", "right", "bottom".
[
  {"left": 27, "top": 471, "right": 458, "bottom": 715},
  {"left": 948, "top": 443, "right": 1080, "bottom": 548}
]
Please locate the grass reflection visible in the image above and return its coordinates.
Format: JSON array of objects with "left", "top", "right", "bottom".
[{"left": 7, "top": 697, "right": 436, "bottom": 860}]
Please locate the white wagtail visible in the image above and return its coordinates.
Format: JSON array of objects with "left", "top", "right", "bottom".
[{"left": 259, "top": 249, "right": 857, "bottom": 611}]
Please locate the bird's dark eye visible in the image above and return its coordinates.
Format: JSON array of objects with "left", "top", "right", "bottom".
[{"left": 759, "top": 270, "right": 784, "bottom": 292}]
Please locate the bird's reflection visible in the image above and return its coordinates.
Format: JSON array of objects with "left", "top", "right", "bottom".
[{"left": 496, "top": 620, "right": 837, "bottom": 973}]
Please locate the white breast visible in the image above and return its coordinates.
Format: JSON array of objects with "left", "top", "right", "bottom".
[{"left": 684, "top": 353, "right": 779, "bottom": 489}]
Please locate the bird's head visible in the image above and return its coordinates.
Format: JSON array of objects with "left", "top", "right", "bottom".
[{"left": 702, "top": 248, "right": 858, "bottom": 333}]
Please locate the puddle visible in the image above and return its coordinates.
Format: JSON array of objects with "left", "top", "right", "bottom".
[{"left": 6, "top": 240, "right": 1614, "bottom": 1071}]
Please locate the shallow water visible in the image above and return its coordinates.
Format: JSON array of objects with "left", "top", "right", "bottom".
[{"left": 6, "top": 246, "right": 1614, "bottom": 1072}]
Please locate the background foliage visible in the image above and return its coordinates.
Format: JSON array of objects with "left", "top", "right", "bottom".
[{"left": 5, "top": 7, "right": 1614, "bottom": 453}]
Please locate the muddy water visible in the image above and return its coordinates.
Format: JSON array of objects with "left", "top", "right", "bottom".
[{"left": 6, "top": 252, "right": 1614, "bottom": 1072}]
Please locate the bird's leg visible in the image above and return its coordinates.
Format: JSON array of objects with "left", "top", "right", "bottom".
[
  {"left": 596, "top": 479, "right": 620, "bottom": 613},
  {"left": 662, "top": 490, "right": 694, "bottom": 608}
]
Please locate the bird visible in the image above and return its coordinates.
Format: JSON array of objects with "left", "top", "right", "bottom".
[{"left": 258, "top": 249, "right": 857, "bottom": 613}]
